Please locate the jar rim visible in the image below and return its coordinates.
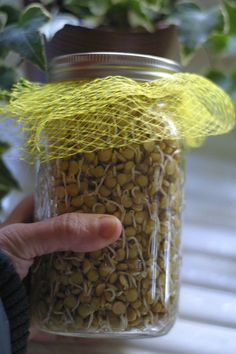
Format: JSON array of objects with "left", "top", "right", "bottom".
[{"left": 49, "top": 52, "right": 182, "bottom": 82}]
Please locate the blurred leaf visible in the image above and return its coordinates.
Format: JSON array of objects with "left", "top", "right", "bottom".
[
  {"left": 207, "top": 32, "right": 236, "bottom": 57},
  {"left": 128, "top": 9, "right": 154, "bottom": 31},
  {"left": 128, "top": 0, "right": 155, "bottom": 31},
  {"left": 19, "top": 3, "right": 50, "bottom": 27},
  {"left": 0, "top": 4, "right": 20, "bottom": 25},
  {"left": 40, "top": 0, "right": 55, "bottom": 5},
  {"left": 223, "top": 0, "right": 236, "bottom": 34},
  {"left": 0, "top": 4, "right": 51, "bottom": 71},
  {"left": 171, "top": 3, "right": 224, "bottom": 56},
  {"left": 0, "top": 65, "right": 18, "bottom": 90},
  {"left": 223, "top": 34, "right": 236, "bottom": 55},
  {"left": 207, "top": 68, "right": 236, "bottom": 101},
  {"left": 63, "top": 0, "right": 98, "bottom": 18},
  {"left": 133, "top": 0, "right": 163, "bottom": 12},
  {"left": 78, "top": 15, "right": 104, "bottom": 28},
  {"left": 89, "top": 0, "right": 110, "bottom": 16},
  {"left": 106, "top": 2, "right": 130, "bottom": 27},
  {"left": 63, "top": 0, "right": 169, "bottom": 29},
  {"left": 206, "top": 69, "right": 229, "bottom": 90},
  {"left": 0, "top": 141, "right": 10, "bottom": 154},
  {"left": 0, "top": 11, "right": 7, "bottom": 29},
  {"left": 142, "top": 0, "right": 162, "bottom": 5},
  {"left": 0, "top": 158, "right": 19, "bottom": 191},
  {"left": 0, "top": 0, "right": 21, "bottom": 7},
  {"left": 0, "top": 141, "right": 19, "bottom": 208},
  {"left": 0, "top": 190, "right": 7, "bottom": 207},
  {"left": 207, "top": 32, "right": 228, "bottom": 54}
]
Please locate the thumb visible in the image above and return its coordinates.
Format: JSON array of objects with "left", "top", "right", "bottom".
[{"left": 0, "top": 213, "right": 122, "bottom": 261}]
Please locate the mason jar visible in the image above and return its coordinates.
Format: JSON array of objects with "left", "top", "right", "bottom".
[{"left": 31, "top": 52, "right": 184, "bottom": 338}]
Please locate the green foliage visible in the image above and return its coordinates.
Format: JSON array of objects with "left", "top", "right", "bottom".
[
  {"left": 0, "top": 4, "right": 51, "bottom": 71},
  {"left": 0, "top": 141, "right": 19, "bottom": 209},
  {"left": 171, "top": 2, "right": 224, "bottom": 57},
  {"left": 223, "top": 0, "right": 236, "bottom": 34},
  {"left": 0, "top": 3, "right": 50, "bottom": 208},
  {"left": 201, "top": 1, "right": 236, "bottom": 98},
  {"left": 205, "top": 1, "right": 236, "bottom": 57},
  {"left": 61, "top": 0, "right": 175, "bottom": 30},
  {"left": 207, "top": 68, "right": 236, "bottom": 101},
  {"left": 0, "top": 0, "right": 235, "bottom": 104},
  {"left": 0, "top": 4, "right": 20, "bottom": 25},
  {"left": 0, "top": 65, "right": 18, "bottom": 90},
  {"left": 40, "top": 0, "right": 55, "bottom": 5},
  {"left": 35, "top": 0, "right": 236, "bottom": 99},
  {"left": 0, "top": 11, "right": 7, "bottom": 30}
]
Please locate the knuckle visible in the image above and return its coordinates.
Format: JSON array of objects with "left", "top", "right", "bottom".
[{"left": 53, "top": 213, "right": 83, "bottom": 236}]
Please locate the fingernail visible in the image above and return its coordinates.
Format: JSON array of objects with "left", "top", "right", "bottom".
[{"left": 98, "top": 216, "right": 121, "bottom": 240}]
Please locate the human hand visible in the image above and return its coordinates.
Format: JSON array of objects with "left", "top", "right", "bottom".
[
  {"left": 0, "top": 196, "right": 122, "bottom": 344},
  {"left": 0, "top": 196, "right": 122, "bottom": 280}
]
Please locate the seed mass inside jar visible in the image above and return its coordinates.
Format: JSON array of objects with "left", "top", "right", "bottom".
[{"left": 32, "top": 140, "right": 184, "bottom": 334}]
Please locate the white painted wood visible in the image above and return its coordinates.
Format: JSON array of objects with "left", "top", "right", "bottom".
[
  {"left": 182, "top": 251, "right": 236, "bottom": 292},
  {"left": 143, "top": 319, "right": 236, "bottom": 354},
  {"left": 182, "top": 224, "right": 236, "bottom": 258},
  {"left": 179, "top": 284, "right": 236, "bottom": 328}
]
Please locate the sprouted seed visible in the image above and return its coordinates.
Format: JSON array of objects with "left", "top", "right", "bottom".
[{"left": 31, "top": 140, "right": 184, "bottom": 335}]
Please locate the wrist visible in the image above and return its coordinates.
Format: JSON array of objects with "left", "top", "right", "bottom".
[{"left": 0, "top": 250, "right": 30, "bottom": 354}]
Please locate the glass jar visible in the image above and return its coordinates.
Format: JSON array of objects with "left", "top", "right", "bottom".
[{"left": 31, "top": 52, "right": 184, "bottom": 338}]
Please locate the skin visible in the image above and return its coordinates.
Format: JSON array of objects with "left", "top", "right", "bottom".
[{"left": 0, "top": 196, "right": 122, "bottom": 343}]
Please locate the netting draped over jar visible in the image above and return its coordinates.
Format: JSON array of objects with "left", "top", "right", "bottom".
[{"left": 1, "top": 73, "right": 235, "bottom": 161}]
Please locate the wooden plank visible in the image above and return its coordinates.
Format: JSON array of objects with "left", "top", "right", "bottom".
[
  {"left": 181, "top": 251, "right": 236, "bottom": 293},
  {"left": 183, "top": 142, "right": 236, "bottom": 234},
  {"left": 182, "top": 224, "right": 236, "bottom": 258},
  {"left": 144, "top": 319, "right": 236, "bottom": 354},
  {"left": 179, "top": 284, "right": 236, "bottom": 328}
]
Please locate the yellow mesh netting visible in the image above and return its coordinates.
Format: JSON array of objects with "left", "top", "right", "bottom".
[{"left": 2, "top": 73, "right": 235, "bottom": 161}]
